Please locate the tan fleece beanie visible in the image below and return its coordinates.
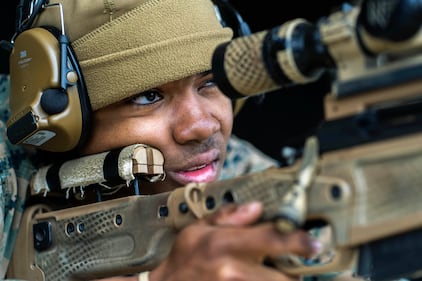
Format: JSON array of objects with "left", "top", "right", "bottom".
[{"left": 33, "top": 0, "right": 233, "bottom": 111}]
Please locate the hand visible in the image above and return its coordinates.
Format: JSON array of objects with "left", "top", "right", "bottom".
[{"left": 149, "top": 201, "right": 320, "bottom": 281}]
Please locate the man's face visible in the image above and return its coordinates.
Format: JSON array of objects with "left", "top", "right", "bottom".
[{"left": 80, "top": 72, "right": 233, "bottom": 194}]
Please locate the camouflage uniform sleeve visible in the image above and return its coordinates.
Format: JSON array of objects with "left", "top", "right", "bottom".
[
  {"left": 219, "top": 134, "right": 280, "bottom": 180},
  {"left": 0, "top": 74, "right": 35, "bottom": 280}
]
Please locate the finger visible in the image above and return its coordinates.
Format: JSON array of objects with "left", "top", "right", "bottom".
[
  {"left": 205, "top": 225, "right": 319, "bottom": 259},
  {"left": 212, "top": 257, "right": 302, "bottom": 281},
  {"left": 275, "top": 229, "right": 321, "bottom": 258},
  {"left": 205, "top": 201, "right": 264, "bottom": 226},
  {"left": 155, "top": 247, "right": 301, "bottom": 281}
]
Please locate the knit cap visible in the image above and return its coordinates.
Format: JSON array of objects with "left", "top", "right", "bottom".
[{"left": 34, "top": 0, "right": 233, "bottom": 111}]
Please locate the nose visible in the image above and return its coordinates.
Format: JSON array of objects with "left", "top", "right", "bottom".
[{"left": 171, "top": 92, "right": 220, "bottom": 144}]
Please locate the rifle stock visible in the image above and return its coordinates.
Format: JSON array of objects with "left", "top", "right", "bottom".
[{"left": 7, "top": 131, "right": 422, "bottom": 281}]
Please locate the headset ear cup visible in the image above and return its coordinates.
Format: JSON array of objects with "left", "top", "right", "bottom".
[
  {"left": 6, "top": 26, "right": 92, "bottom": 152},
  {"left": 212, "top": 0, "right": 251, "bottom": 38}
]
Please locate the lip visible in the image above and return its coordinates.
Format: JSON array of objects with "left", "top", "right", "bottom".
[{"left": 170, "top": 150, "right": 221, "bottom": 185}]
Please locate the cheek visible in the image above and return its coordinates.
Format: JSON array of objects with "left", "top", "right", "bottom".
[
  {"left": 80, "top": 113, "right": 170, "bottom": 155},
  {"left": 80, "top": 117, "right": 128, "bottom": 155}
]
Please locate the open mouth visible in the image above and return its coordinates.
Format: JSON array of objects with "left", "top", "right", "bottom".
[{"left": 175, "top": 160, "right": 219, "bottom": 184}]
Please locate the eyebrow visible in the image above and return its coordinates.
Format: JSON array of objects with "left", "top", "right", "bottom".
[{"left": 199, "top": 70, "right": 212, "bottom": 77}]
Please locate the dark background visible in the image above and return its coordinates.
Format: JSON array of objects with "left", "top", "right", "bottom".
[{"left": 0, "top": 0, "right": 346, "bottom": 164}]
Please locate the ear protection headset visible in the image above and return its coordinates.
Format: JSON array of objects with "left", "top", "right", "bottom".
[
  {"left": 212, "top": 0, "right": 251, "bottom": 38},
  {"left": 6, "top": 0, "right": 91, "bottom": 153}
]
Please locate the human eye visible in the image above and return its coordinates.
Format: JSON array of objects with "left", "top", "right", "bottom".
[
  {"left": 202, "top": 78, "right": 217, "bottom": 89},
  {"left": 131, "top": 90, "right": 163, "bottom": 105},
  {"left": 198, "top": 74, "right": 218, "bottom": 91}
]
